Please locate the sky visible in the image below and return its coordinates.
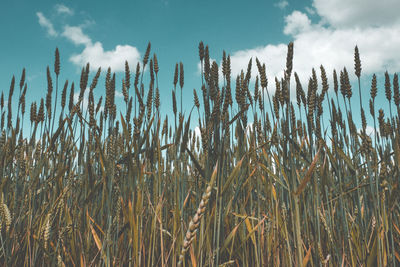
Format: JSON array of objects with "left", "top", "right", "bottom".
[{"left": 1, "top": 0, "right": 400, "bottom": 136}]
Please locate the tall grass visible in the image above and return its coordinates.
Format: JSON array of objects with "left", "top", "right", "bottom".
[{"left": 0, "top": 42, "right": 399, "bottom": 266}]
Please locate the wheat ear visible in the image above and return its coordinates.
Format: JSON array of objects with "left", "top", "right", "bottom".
[{"left": 178, "top": 163, "right": 218, "bottom": 266}]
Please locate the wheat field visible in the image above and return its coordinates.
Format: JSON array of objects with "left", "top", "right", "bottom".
[{"left": 0, "top": 42, "right": 399, "bottom": 266}]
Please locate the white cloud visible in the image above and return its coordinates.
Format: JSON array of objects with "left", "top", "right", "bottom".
[
  {"left": 55, "top": 4, "right": 74, "bottom": 15},
  {"left": 275, "top": 0, "right": 289, "bottom": 9},
  {"left": 246, "top": 122, "right": 253, "bottom": 138},
  {"left": 365, "top": 125, "right": 375, "bottom": 137},
  {"left": 313, "top": 0, "right": 400, "bottom": 28},
  {"left": 284, "top": 11, "right": 311, "bottom": 35},
  {"left": 194, "top": 126, "right": 201, "bottom": 139},
  {"left": 305, "top": 6, "right": 315, "bottom": 15},
  {"left": 226, "top": 44, "right": 288, "bottom": 91},
  {"left": 62, "top": 25, "right": 92, "bottom": 46},
  {"left": 36, "top": 12, "right": 58, "bottom": 37},
  {"left": 61, "top": 24, "right": 140, "bottom": 72},
  {"left": 115, "top": 90, "right": 124, "bottom": 98},
  {"left": 37, "top": 7, "right": 141, "bottom": 73},
  {"left": 226, "top": 1, "right": 400, "bottom": 92},
  {"left": 69, "top": 41, "right": 141, "bottom": 72},
  {"left": 189, "top": 126, "right": 202, "bottom": 152}
]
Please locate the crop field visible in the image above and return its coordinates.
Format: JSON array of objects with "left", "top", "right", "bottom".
[{"left": 0, "top": 42, "right": 399, "bottom": 266}]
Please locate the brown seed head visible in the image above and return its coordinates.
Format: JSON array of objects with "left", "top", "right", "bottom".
[
  {"left": 55, "top": 47, "right": 60, "bottom": 76},
  {"left": 320, "top": 65, "right": 329, "bottom": 94},
  {"left": 180, "top": 62, "right": 184, "bottom": 89},
  {"left": 384, "top": 71, "right": 391, "bottom": 102},
  {"left": 143, "top": 42, "right": 151, "bottom": 66},
  {"left": 193, "top": 89, "right": 200, "bottom": 109},
  {"left": 275, "top": 77, "right": 283, "bottom": 105},
  {"left": 9, "top": 75, "right": 15, "bottom": 99},
  {"left": 38, "top": 98, "right": 45, "bottom": 122},
  {"left": 198, "top": 41, "right": 204, "bottom": 62},
  {"left": 361, "top": 108, "right": 366, "bottom": 131},
  {"left": 89, "top": 90, "right": 95, "bottom": 127},
  {"left": 146, "top": 84, "right": 153, "bottom": 120},
  {"left": 96, "top": 96, "right": 102, "bottom": 114},
  {"left": 245, "top": 58, "right": 252, "bottom": 85},
  {"left": 134, "top": 63, "right": 140, "bottom": 88},
  {"left": 173, "top": 63, "right": 179, "bottom": 88},
  {"left": 393, "top": 73, "right": 399, "bottom": 106},
  {"left": 222, "top": 50, "right": 227, "bottom": 78},
  {"left": 312, "top": 68, "right": 318, "bottom": 92},
  {"left": 226, "top": 55, "right": 231, "bottom": 82},
  {"left": 254, "top": 76, "right": 259, "bottom": 103},
  {"left": 370, "top": 74, "right": 377, "bottom": 100},
  {"left": 295, "top": 72, "right": 302, "bottom": 107},
  {"left": 122, "top": 80, "right": 128, "bottom": 103},
  {"left": 69, "top": 82, "right": 74, "bottom": 112},
  {"left": 47, "top": 66, "right": 53, "bottom": 95},
  {"left": 307, "top": 78, "right": 316, "bottom": 115},
  {"left": 286, "top": 42, "right": 294, "bottom": 78},
  {"left": 257, "top": 59, "right": 267, "bottom": 89},
  {"left": 258, "top": 90, "right": 263, "bottom": 111},
  {"left": 204, "top": 46, "right": 210, "bottom": 82},
  {"left": 30, "top": 102, "right": 37, "bottom": 124},
  {"left": 21, "top": 88, "right": 26, "bottom": 115},
  {"left": 125, "top": 61, "right": 130, "bottom": 90},
  {"left": 162, "top": 116, "right": 168, "bottom": 137},
  {"left": 154, "top": 87, "right": 160, "bottom": 110},
  {"left": 149, "top": 59, "right": 154, "bottom": 83},
  {"left": 20, "top": 68, "right": 26, "bottom": 90},
  {"left": 46, "top": 67, "right": 53, "bottom": 118},
  {"left": 90, "top": 67, "right": 101, "bottom": 91},
  {"left": 79, "top": 68, "right": 86, "bottom": 100},
  {"left": 153, "top": 54, "right": 159, "bottom": 75},
  {"left": 378, "top": 109, "right": 385, "bottom": 134},
  {"left": 273, "top": 93, "right": 280, "bottom": 119},
  {"left": 369, "top": 99, "right": 374, "bottom": 117},
  {"left": 354, "top": 45, "right": 361, "bottom": 78},
  {"left": 172, "top": 90, "right": 177, "bottom": 115},
  {"left": 61, "top": 80, "right": 68, "bottom": 109},
  {"left": 333, "top": 69, "right": 338, "bottom": 95}
]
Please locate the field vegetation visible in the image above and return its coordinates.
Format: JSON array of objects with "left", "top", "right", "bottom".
[{"left": 0, "top": 42, "right": 399, "bottom": 266}]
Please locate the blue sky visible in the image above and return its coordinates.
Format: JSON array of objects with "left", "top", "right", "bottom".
[{"left": 1, "top": 0, "right": 400, "bottom": 136}]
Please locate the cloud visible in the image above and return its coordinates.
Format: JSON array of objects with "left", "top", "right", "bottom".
[
  {"left": 69, "top": 41, "right": 141, "bottom": 72},
  {"left": 37, "top": 6, "right": 141, "bottom": 72},
  {"left": 275, "top": 0, "right": 289, "bottom": 9},
  {"left": 365, "top": 125, "right": 375, "bottom": 137},
  {"left": 223, "top": 44, "right": 288, "bottom": 92},
  {"left": 313, "top": 0, "right": 400, "bottom": 28},
  {"left": 61, "top": 24, "right": 141, "bottom": 72},
  {"left": 36, "top": 12, "right": 58, "bottom": 37},
  {"left": 226, "top": 0, "right": 400, "bottom": 90},
  {"left": 189, "top": 126, "right": 202, "bottom": 152},
  {"left": 62, "top": 25, "right": 92, "bottom": 46},
  {"left": 115, "top": 90, "right": 124, "bottom": 98},
  {"left": 305, "top": 6, "right": 315, "bottom": 15},
  {"left": 55, "top": 4, "right": 74, "bottom": 15},
  {"left": 284, "top": 11, "right": 311, "bottom": 35}
]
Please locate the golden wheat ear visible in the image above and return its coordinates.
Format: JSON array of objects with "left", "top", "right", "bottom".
[{"left": 178, "top": 162, "right": 218, "bottom": 267}]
